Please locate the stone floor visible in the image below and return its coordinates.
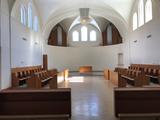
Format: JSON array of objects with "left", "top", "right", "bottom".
[
  {"left": 59, "top": 76, "right": 118, "bottom": 120},
  {"left": 58, "top": 75, "right": 158, "bottom": 120}
]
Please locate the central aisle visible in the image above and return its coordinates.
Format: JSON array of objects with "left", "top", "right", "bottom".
[{"left": 59, "top": 76, "right": 118, "bottom": 120}]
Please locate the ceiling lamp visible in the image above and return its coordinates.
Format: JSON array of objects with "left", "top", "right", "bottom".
[{"left": 79, "top": 8, "right": 91, "bottom": 24}]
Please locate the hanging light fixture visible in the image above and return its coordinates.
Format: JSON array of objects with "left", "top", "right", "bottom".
[{"left": 79, "top": 8, "right": 91, "bottom": 24}]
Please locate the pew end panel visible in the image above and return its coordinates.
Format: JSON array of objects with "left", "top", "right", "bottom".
[{"left": 104, "top": 69, "right": 110, "bottom": 80}]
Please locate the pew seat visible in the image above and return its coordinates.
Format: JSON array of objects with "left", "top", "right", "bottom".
[
  {"left": 120, "top": 70, "right": 148, "bottom": 87},
  {"left": 27, "top": 70, "right": 57, "bottom": 89}
]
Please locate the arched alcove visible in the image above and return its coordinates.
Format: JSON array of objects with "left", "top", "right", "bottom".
[{"left": 47, "top": 16, "right": 122, "bottom": 47}]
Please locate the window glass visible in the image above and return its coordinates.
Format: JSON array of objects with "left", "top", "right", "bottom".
[
  {"left": 90, "top": 30, "right": 96, "bottom": 41},
  {"left": 20, "top": 5, "right": 26, "bottom": 25},
  {"left": 138, "top": 0, "right": 144, "bottom": 27},
  {"left": 145, "top": 0, "right": 152, "bottom": 23},
  {"left": 81, "top": 26, "right": 88, "bottom": 41},
  {"left": 133, "top": 12, "right": 138, "bottom": 31},
  {"left": 72, "top": 31, "right": 79, "bottom": 42},
  {"left": 34, "top": 16, "right": 39, "bottom": 32},
  {"left": 28, "top": 4, "right": 32, "bottom": 29}
]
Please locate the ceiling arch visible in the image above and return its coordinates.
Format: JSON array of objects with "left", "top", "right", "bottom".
[
  {"left": 43, "top": 6, "right": 128, "bottom": 41},
  {"left": 11, "top": 0, "right": 135, "bottom": 41}
]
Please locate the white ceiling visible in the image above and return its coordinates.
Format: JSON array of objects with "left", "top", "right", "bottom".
[
  {"left": 60, "top": 16, "right": 110, "bottom": 32},
  {"left": 33, "top": 0, "right": 135, "bottom": 39},
  {"left": 34, "top": 0, "right": 135, "bottom": 25}
]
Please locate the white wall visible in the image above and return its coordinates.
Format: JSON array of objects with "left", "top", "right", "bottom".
[
  {"left": 44, "top": 44, "right": 123, "bottom": 71},
  {"left": 11, "top": 0, "right": 43, "bottom": 67},
  {"left": 127, "top": 0, "right": 160, "bottom": 64},
  {"left": 0, "top": 0, "right": 11, "bottom": 89},
  {"left": 11, "top": 18, "right": 42, "bottom": 67}
]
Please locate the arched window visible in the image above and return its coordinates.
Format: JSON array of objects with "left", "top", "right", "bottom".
[
  {"left": 81, "top": 26, "right": 88, "bottom": 41},
  {"left": 72, "top": 31, "right": 79, "bottom": 42},
  {"left": 90, "top": 30, "right": 96, "bottom": 41},
  {"left": 33, "top": 16, "right": 39, "bottom": 32},
  {"left": 145, "top": 0, "right": 152, "bottom": 23},
  {"left": 28, "top": 3, "right": 32, "bottom": 29},
  {"left": 133, "top": 12, "right": 138, "bottom": 31},
  {"left": 138, "top": 0, "right": 144, "bottom": 27},
  {"left": 20, "top": 5, "right": 26, "bottom": 25}
]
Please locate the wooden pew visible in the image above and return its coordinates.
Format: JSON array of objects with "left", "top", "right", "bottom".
[
  {"left": 129, "top": 64, "right": 160, "bottom": 84},
  {"left": 120, "top": 69, "right": 149, "bottom": 87},
  {"left": 11, "top": 66, "right": 43, "bottom": 87},
  {"left": 114, "top": 87, "right": 160, "bottom": 119},
  {"left": 104, "top": 68, "right": 126, "bottom": 87},
  {"left": 115, "top": 67, "right": 150, "bottom": 87},
  {"left": 0, "top": 88, "right": 71, "bottom": 119},
  {"left": 27, "top": 69, "right": 58, "bottom": 89}
]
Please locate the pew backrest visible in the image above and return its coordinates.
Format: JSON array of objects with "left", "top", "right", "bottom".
[
  {"left": 0, "top": 89, "right": 71, "bottom": 117},
  {"left": 114, "top": 87, "right": 160, "bottom": 117}
]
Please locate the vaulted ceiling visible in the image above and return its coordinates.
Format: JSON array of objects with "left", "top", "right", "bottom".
[
  {"left": 33, "top": 0, "right": 135, "bottom": 38},
  {"left": 34, "top": 0, "right": 135, "bottom": 24},
  {"left": 10, "top": 0, "right": 135, "bottom": 39}
]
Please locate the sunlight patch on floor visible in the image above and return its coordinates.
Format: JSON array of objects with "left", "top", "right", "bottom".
[{"left": 68, "top": 76, "right": 84, "bottom": 83}]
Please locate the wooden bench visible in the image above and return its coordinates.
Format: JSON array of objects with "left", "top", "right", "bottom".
[
  {"left": 27, "top": 69, "right": 58, "bottom": 89},
  {"left": 114, "top": 87, "right": 160, "bottom": 119},
  {"left": 0, "top": 89, "right": 71, "bottom": 119},
  {"left": 11, "top": 66, "right": 43, "bottom": 87},
  {"left": 129, "top": 64, "right": 160, "bottom": 84},
  {"left": 115, "top": 66, "right": 152, "bottom": 87},
  {"left": 121, "top": 69, "right": 148, "bottom": 86}
]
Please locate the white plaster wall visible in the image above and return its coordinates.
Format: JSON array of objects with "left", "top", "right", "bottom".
[
  {"left": 44, "top": 44, "right": 123, "bottom": 71},
  {"left": 127, "top": 0, "right": 160, "bottom": 65},
  {"left": 11, "top": 18, "right": 43, "bottom": 67},
  {"left": 68, "top": 24, "right": 102, "bottom": 47},
  {"left": 0, "top": 0, "right": 11, "bottom": 89},
  {"left": 11, "top": 0, "right": 43, "bottom": 67}
]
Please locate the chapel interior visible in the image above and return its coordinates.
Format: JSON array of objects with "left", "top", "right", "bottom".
[{"left": 0, "top": 0, "right": 160, "bottom": 120}]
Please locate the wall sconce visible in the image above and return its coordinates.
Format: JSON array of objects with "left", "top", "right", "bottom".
[
  {"left": 147, "top": 34, "right": 152, "bottom": 39},
  {"left": 34, "top": 41, "right": 39, "bottom": 45},
  {"left": 133, "top": 40, "right": 137, "bottom": 43},
  {"left": 22, "top": 37, "right": 27, "bottom": 41}
]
